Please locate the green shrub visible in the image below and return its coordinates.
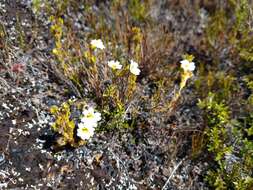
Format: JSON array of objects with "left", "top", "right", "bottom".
[{"left": 199, "top": 91, "right": 253, "bottom": 189}]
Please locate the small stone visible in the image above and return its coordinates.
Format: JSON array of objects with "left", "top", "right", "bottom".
[
  {"left": 0, "top": 153, "right": 5, "bottom": 165},
  {"left": 12, "top": 119, "right": 17, "bottom": 125}
]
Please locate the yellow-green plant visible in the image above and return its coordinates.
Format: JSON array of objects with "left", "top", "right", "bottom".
[
  {"left": 154, "top": 54, "right": 196, "bottom": 113},
  {"left": 50, "top": 100, "right": 86, "bottom": 147},
  {"left": 198, "top": 93, "right": 231, "bottom": 189},
  {"left": 0, "top": 22, "right": 9, "bottom": 61},
  {"left": 243, "top": 76, "right": 253, "bottom": 105},
  {"left": 195, "top": 69, "right": 238, "bottom": 103},
  {"left": 128, "top": 0, "right": 150, "bottom": 22},
  {"left": 206, "top": 0, "right": 253, "bottom": 62},
  {"left": 32, "top": 0, "right": 41, "bottom": 13},
  {"left": 199, "top": 90, "right": 253, "bottom": 189},
  {"left": 198, "top": 93, "right": 232, "bottom": 161}
]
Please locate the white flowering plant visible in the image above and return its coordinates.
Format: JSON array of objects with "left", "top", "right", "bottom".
[
  {"left": 48, "top": 1, "right": 197, "bottom": 148},
  {"left": 49, "top": 32, "right": 144, "bottom": 145},
  {"left": 108, "top": 60, "right": 123, "bottom": 70},
  {"left": 129, "top": 60, "right": 141, "bottom": 75},
  {"left": 49, "top": 10, "right": 197, "bottom": 145},
  {"left": 47, "top": 1, "right": 156, "bottom": 135},
  {"left": 77, "top": 106, "right": 101, "bottom": 140},
  {"left": 90, "top": 39, "right": 105, "bottom": 50},
  {"left": 166, "top": 54, "right": 196, "bottom": 111},
  {"left": 151, "top": 54, "right": 196, "bottom": 113},
  {"left": 179, "top": 54, "right": 196, "bottom": 91},
  {"left": 50, "top": 99, "right": 103, "bottom": 147},
  {"left": 180, "top": 59, "right": 196, "bottom": 73}
]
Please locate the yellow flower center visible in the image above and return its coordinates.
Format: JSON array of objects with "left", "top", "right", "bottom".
[
  {"left": 86, "top": 113, "right": 94, "bottom": 118},
  {"left": 81, "top": 127, "right": 89, "bottom": 133}
]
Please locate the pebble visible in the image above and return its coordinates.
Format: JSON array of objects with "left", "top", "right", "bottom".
[
  {"left": 0, "top": 153, "right": 5, "bottom": 165},
  {"left": 12, "top": 119, "right": 17, "bottom": 125}
]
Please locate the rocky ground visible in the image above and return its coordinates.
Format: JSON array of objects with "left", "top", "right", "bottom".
[{"left": 0, "top": 1, "right": 213, "bottom": 189}]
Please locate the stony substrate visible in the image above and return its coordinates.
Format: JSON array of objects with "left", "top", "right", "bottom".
[{"left": 0, "top": 1, "right": 211, "bottom": 189}]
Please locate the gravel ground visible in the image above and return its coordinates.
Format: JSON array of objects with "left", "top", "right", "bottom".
[{"left": 0, "top": 1, "right": 212, "bottom": 189}]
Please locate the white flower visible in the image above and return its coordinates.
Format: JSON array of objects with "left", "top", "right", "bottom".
[
  {"left": 77, "top": 123, "right": 95, "bottom": 140},
  {"left": 77, "top": 106, "right": 101, "bottom": 140},
  {"left": 81, "top": 107, "right": 101, "bottom": 124},
  {"left": 108, "top": 60, "right": 122, "bottom": 70},
  {"left": 90, "top": 39, "right": 105, "bottom": 49},
  {"left": 129, "top": 60, "right": 141, "bottom": 75},
  {"left": 180, "top": 59, "right": 195, "bottom": 72}
]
